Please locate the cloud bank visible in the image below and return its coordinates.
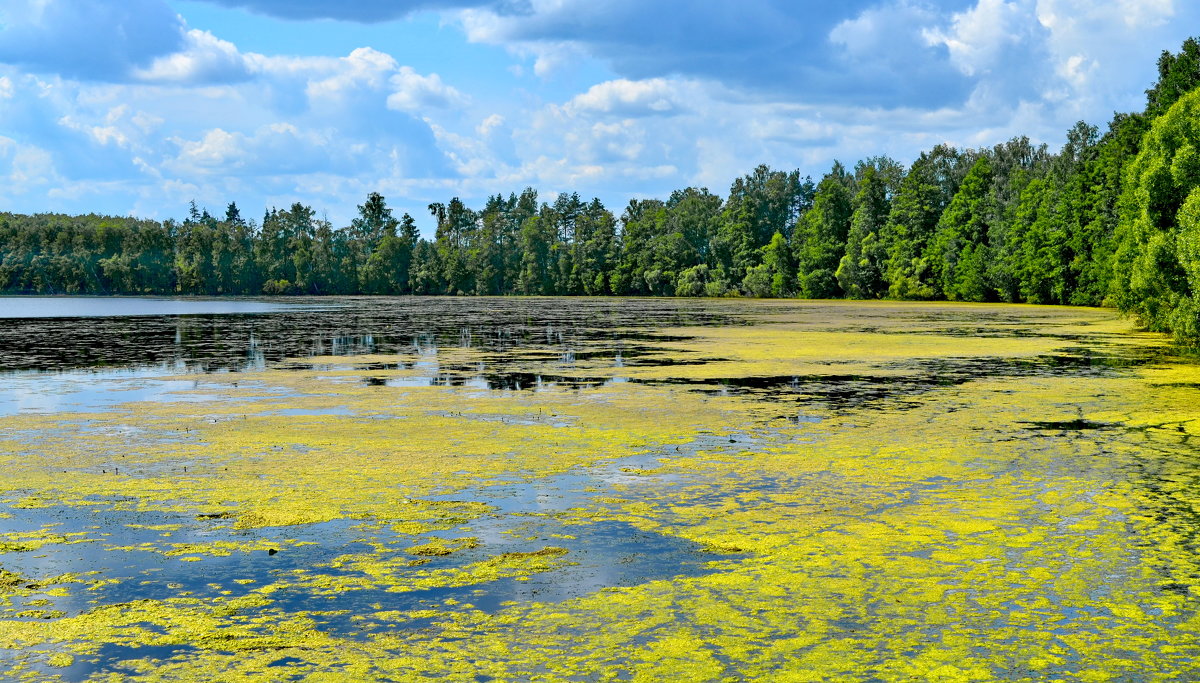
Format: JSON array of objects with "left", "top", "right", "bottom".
[{"left": 0, "top": 0, "right": 1194, "bottom": 228}]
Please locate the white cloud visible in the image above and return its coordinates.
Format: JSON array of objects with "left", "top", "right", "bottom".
[
  {"left": 923, "top": 0, "right": 1038, "bottom": 77},
  {"left": 1057, "top": 54, "right": 1095, "bottom": 90},
  {"left": 303, "top": 47, "right": 398, "bottom": 102},
  {"left": 531, "top": 43, "right": 586, "bottom": 78},
  {"left": 1116, "top": 0, "right": 1174, "bottom": 28},
  {"left": 1030, "top": 0, "right": 1187, "bottom": 114},
  {"left": 0, "top": 36, "right": 461, "bottom": 221},
  {"left": 477, "top": 114, "right": 504, "bottom": 136},
  {"left": 386, "top": 67, "right": 467, "bottom": 112},
  {"left": 0, "top": 137, "right": 58, "bottom": 191},
  {"left": 172, "top": 128, "right": 246, "bottom": 168},
  {"left": 5, "top": 0, "right": 1200, "bottom": 230},
  {"left": 57, "top": 108, "right": 133, "bottom": 148},
  {"left": 166, "top": 122, "right": 352, "bottom": 177},
  {"left": 830, "top": 1, "right": 936, "bottom": 58},
  {"left": 564, "top": 78, "right": 682, "bottom": 116},
  {"left": 133, "top": 29, "right": 250, "bottom": 84},
  {"left": 428, "top": 120, "right": 497, "bottom": 176},
  {"left": 131, "top": 110, "right": 164, "bottom": 133},
  {"left": 134, "top": 37, "right": 467, "bottom": 116}
]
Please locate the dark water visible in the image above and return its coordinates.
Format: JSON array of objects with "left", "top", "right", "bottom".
[
  {"left": 0, "top": 296, "right": 1156, "bottom": 416},
  {"left": 3, "top": 296, "right": 1197, "bottom": 680},
  {"left": 0, "top": 296, "right": 736, "bottom": 375},
  {"left": 0, "top": 296, "right": 761, "bottom": 678},
  {"left": 0, "top": 296, "right": 742, "bottom": 416}
]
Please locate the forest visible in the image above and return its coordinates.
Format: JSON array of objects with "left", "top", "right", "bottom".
[{"left": 3, "top": 39, "right": 1200, "bottom": 339}]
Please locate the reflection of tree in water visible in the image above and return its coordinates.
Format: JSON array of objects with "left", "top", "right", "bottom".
[{"left": 0, "top": 297, "right": 736, "bottom": 375}]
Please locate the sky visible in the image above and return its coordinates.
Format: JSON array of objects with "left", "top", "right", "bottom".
[{"left": 0, "top": 0, "right": 1195, "bottom": 233}]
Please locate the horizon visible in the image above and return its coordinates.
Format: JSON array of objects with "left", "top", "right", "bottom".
[{"left": 0, "top": 1, "right": 1197, "bottom": 235}]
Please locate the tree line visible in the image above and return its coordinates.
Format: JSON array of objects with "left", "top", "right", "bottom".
[{"left": 3, "top": 39, "right": 1200, "bottom": 339}]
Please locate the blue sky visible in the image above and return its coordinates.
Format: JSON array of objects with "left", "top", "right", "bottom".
[{"left": 0, "top": 0, "right": 1195, "bottom": 233}]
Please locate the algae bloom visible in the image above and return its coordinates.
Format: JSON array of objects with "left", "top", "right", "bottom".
[{"left": 0, "top": 298, "right": 1198, "bottom": 680}]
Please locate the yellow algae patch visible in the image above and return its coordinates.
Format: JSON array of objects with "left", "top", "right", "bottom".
[
  {"left": 162, "top": 538, "right": 311, "bottom": 558},
  {"left": 589, "top": 300, "right": 1142, "bottom": 383},
  {"left": 407, "top": 537, "right": 479, "bottom": 557},
  {"left": 0, "top": 529, "right": 90, "bottom": 553},
  {"left": 0, "top": 373, "right": 739, "bottom": 532},
  {"left": 45, "top": 652, "right": 74, "bottom": 668},
  {"left": 1, "top": 301, "right": 1199, "bottom": 681},
  {"left": 271, "top": 545, "right": 572, "bottom": 597}
]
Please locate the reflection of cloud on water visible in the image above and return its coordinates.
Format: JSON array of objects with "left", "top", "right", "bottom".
[
  {"left": 0, "top": 297, "right": 324, "bottom": 319},
  {"left": 0, "top": 370, "right": 238, "bottom": 417}
]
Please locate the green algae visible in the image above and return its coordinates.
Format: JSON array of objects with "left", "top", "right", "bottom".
[
  {"left": 0, "top": 529, "right": 90, "bottom": 553},
  {"left": 0, "top": 300, "right": 1199, "bottom": 680},
  {"left": 406, "top": 537, "right": 480, "bottom": 557},
  {"left": 273, "top": 544, "right": 574, "bottom": 597}
]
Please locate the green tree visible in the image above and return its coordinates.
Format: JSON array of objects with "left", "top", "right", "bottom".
[
  {"left": 761, "top": 231, "right": 794, "bottom": 297},
  {"left": 352, "top": 192, "right": 400, "bottom": 292},
  {"left": 1145, "top": 37, "right": 1200, "bottom": 119},
  {"left": 837, "top": 159, "right": 901, "bottom": 298},
  {"left": 794, "top": 162, "right": 853, "bottom": 298},
  {"left": 925, "top": 157, "right": 994, "bottom": 301},
  {"left": 883, "top": 145, "right": 965, "bottom": 299},
  {"left": 1112, "top": 87, "right": 1200, "bottom": 337},
  {"left": 714, "top": 166, "right": 812, "bottom": 283},
  {"left": 429, "top": 198, "right": 478, "bottom": 295}
]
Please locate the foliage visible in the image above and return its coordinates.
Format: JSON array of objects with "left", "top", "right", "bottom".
[
  {"left": 5, "top": 38, "right": 1200, "bottom": 338},
  {"left": 1112, "top": 87, "right": 1200, "bottom": 337}
]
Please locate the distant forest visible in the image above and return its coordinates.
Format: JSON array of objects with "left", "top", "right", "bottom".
[{"left": 4, "top": 39, "right": 1200, "bottom": 339}]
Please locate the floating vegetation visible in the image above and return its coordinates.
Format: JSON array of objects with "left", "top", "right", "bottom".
[{"left": 0, "top": 298, "right": 1198, "bottom": 680}]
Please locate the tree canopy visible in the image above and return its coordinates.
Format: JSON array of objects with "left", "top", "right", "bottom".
[{"left": 4, "top": 38, "right": 1200, "bottom": 340}]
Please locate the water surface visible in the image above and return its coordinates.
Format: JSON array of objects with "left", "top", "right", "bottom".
[
  {"left": 0, "top": 296, "right": 320, "bottom": 319},
  {"left": 0, "top": 297, "right": 1197, "bottom": 681}
]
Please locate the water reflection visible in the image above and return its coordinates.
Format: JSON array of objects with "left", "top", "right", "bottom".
[
  {"left": 0, "top": 297, "right": 734, "bottom": 376},
  {"left": 0, "top": 296, "right": 320, "bottom": 319},
  {"left": 3, "top": 297, "right": 1200, "bottom": 680},
  {"left": 0, "top": 369, "right": 228, "bottom": 416},
  {"left": 2, "top": 297, "right": 1174, "bottom": 417},
  {"left": 0, "top": 297, "right": 741, "bottom": 416}
]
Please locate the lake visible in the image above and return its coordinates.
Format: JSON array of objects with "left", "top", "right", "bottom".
[{"left": 0, "top": 296, "right": 1198, "bottom": 680}]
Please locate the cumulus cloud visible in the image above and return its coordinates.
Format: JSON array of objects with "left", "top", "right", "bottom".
[
  {"left": 454, "top": 0, "right": 1192, "bottom": 114},
  {"left": 477, "top": 114, "right": 505, "bottom": 136},
  {"left": 5, "top": 0, "right": 1200, "bottom": 229},
  {"left": 564, "top": 79, "right": 683, "bottom": 116},
  {"left": 0, "top": 0, "right": 185, "bottom": 80},
  {"left": 1032, "top": 0, "right": 1182, "bottom": 114},
  {"left": 923, "top": 0, "right": 1045, "bottom": 78},
  {"left": 172, "top": 128, "right": 247, "bottom": 169},
  {"left": 166, "top": 122, "right": 402, "bottom": 179},
  {"left": 146, "top": 46, "right": 472, "bottom": 118},
  {"left": 300, "top": 48, "right": 399, "bottom": 101},
  {"left": 386, "top": 67, "right": 468, "bottom": 111},
  {"left": 826, "top": 1, "right": 970, "bottom": 105},
  {"left": 57, "top": 109, "right": 132, "bottom": 148},
  {"left": 458, "top": 0, "right": 973, "bottom": 107},
  {"left": 0, "top": 136, "right": 59, "bottom": 193},
  {"left": 150, "top": 53, "right": 460, "bottom": 179},
  {"left": 0, "top": 38, "right": 460, "bottom": 220},
  {"left": 1113, "top": 0, "right": 1173, "bottom": 28},
  {"left": 134, "top": 30, "right": 252, "bottom": 84}
]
